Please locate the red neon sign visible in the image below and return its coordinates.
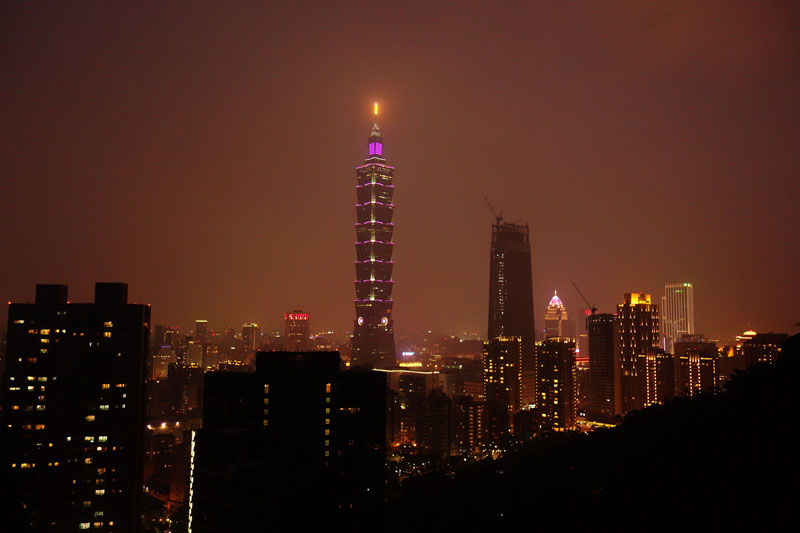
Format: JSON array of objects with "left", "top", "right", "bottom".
[{"left": 285, "top": 313, "right": 309, "bottom": 321}]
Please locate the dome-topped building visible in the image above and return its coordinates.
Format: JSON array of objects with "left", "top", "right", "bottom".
[{"left": 544, "top": 289, "right": 573, "bottom": 339}]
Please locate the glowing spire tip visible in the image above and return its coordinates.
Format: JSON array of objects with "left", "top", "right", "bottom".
[{"left": 373, "top": 102, "right": 379, "bottom": 116}]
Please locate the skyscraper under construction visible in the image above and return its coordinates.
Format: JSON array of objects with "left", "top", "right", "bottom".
[
  {"left": 487, "top": 218, "right": 535, "bottom": 404},
  {"left": 351, "top": 104, "right": 396, "bottom": 368}
]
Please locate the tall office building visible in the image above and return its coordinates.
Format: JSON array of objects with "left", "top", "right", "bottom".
[
  {"left": 488, "top": 219, "right": 535, "bottom": 403},
  {"left": 153, "top": 325, "right": 179, "bottom": 348},
  {"left": 617, "top": 293, "right": 660, "bottom": 413},
  {"left": 194, "top": 320, "right": 209, "bottom": 345},
  {"left": 483, "top": 336, "right": 523, "bottom": 441},
  {"left": 537, "top": 337, "right": 577, "bottom": 431},
  {"left": 284, "top": 311, "right": 310, "bottom": 351},
  {"left": 543, "top": 290, "right": 572, "bottom": 339},
  {"left": 351, "top": 104, "right": 396, "bottom": 369},
  {"left": 2, "top": 283, "right": 149, "bottom": 532},
  {"left": 661, "top": 283, "right": 695, "bottom": 353},
  {"left": 242, "top": 322, "right": 260, "bottom": 352},
  {"left": 152, "top": 345, "right": 177, "bottom": 380},
  {"left": 587, "top": 313, "right": 621, "bottom": 419}
]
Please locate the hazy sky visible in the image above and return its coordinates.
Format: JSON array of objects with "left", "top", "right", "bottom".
[{"left": 2, "top": 1, "right": 798, "bottom": 340}]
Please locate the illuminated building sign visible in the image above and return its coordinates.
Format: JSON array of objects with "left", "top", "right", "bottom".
[
  {"left": 401, "top": 351, "right": 416, "bottom": 358},
  {"left": 285, "top": 313, "right": 309, "bottom": 321}
]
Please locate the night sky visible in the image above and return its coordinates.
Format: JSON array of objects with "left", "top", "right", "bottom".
[{"left": 2, "top": 1, "right": 798, "bottom": 339}]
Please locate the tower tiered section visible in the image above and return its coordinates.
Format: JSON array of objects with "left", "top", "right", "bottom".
[{"left": 351, "top": 104, "right": 396, "bottom": 368}]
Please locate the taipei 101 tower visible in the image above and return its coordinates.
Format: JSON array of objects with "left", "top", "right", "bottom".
[{"left": 351, "top": 103, "right": 397, "bottom": 368}]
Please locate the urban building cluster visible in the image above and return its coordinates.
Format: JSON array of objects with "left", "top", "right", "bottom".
[{"left": 0, "top": 109, "right": 791, "bottom": 531}]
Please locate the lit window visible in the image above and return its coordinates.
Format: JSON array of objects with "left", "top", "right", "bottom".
[
  {"left": 99, "top": 405, "right": 109, "bottom": 411},
  {"left": 98, "top": 436, "right": 107, "bottom": 442},
  {"left": 102, "top": 384, "right": 111, "bottom": 389},
  {"left": 104, "top": 322, "right": 113, "bottom": 328},
  {"left": 85, "top": 415, "right": 95, "bottom": 422},
  {"left": 103, "top": 332, "right": 112, "bottom": 338},
  {"left": 79, "top": 523, "right": 90, "bottom": 530}
]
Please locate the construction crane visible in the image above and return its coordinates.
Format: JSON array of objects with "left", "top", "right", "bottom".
[
  {"left": 572, "top": 282, "right": 597, "bottom": 315},
  {"left": 484, "top": 197, "right": 503, "bottom": 225}
]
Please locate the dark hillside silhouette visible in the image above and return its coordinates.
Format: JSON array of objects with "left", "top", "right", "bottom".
[{"left": 390, "top": 333, "right": 800, "bottom": 529}]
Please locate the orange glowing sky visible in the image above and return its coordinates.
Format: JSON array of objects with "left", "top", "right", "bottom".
[{"left": 1, "top": 1, "right": 798, "bottom": 340}]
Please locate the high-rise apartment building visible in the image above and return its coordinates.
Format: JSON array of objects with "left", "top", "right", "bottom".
[
  {"left": 618, "top": 293, "right": 660, "bottom": 413},
  {"left": 661, "top": 283, "right": 695, "bottom": 354},
  {"left": 740, "top": 333, "right": 788, "bottom": 367},
  {"left": 587, "top": 313, "right": 621, "bottom": 419},
  {"left": 351, "top": 104, "right": 396, "bottom": 369},
  {"left": 284, "top": 311, "right": 310, "bottom": 351},
  {"left": 674, "top": 337, "right": 718, "bottom": 397},
  {"left": 488, "top": 219, "right": 535, "bottom": 403},
  {"left": 2, "top": 283, "right": 149, "bottom": 531},
  {"left": 483, "top": 336, "right": 523, "bottom": 441},
  {"left": 537, "top": 337, "right": 577, "bottom": 431},
  {"left": 190, "top": 351, "right": 386, "bottom": 530},
  {"left": 636, "top": 349, "right": 674, "bottom": 407}
]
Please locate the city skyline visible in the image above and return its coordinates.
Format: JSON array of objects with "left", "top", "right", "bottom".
[
  {"left": 2, "top": 4, "right": 799, "bottom": 528},
  {"left": 2, "top": 2, "right": 799, "bottom": 340}
]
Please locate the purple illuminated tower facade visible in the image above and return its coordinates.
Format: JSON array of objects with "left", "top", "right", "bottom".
[{"left": 351, "top": 106, "right": 396, "bottom": 368}]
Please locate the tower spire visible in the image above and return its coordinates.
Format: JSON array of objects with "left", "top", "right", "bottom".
[{"left": 367, "top": 102, "right": 384, "bottom": 157}]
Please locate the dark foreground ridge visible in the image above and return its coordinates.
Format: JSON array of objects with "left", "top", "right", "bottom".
[{"left": 389, "top": 333, "right": 800, "bottom": 529}]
